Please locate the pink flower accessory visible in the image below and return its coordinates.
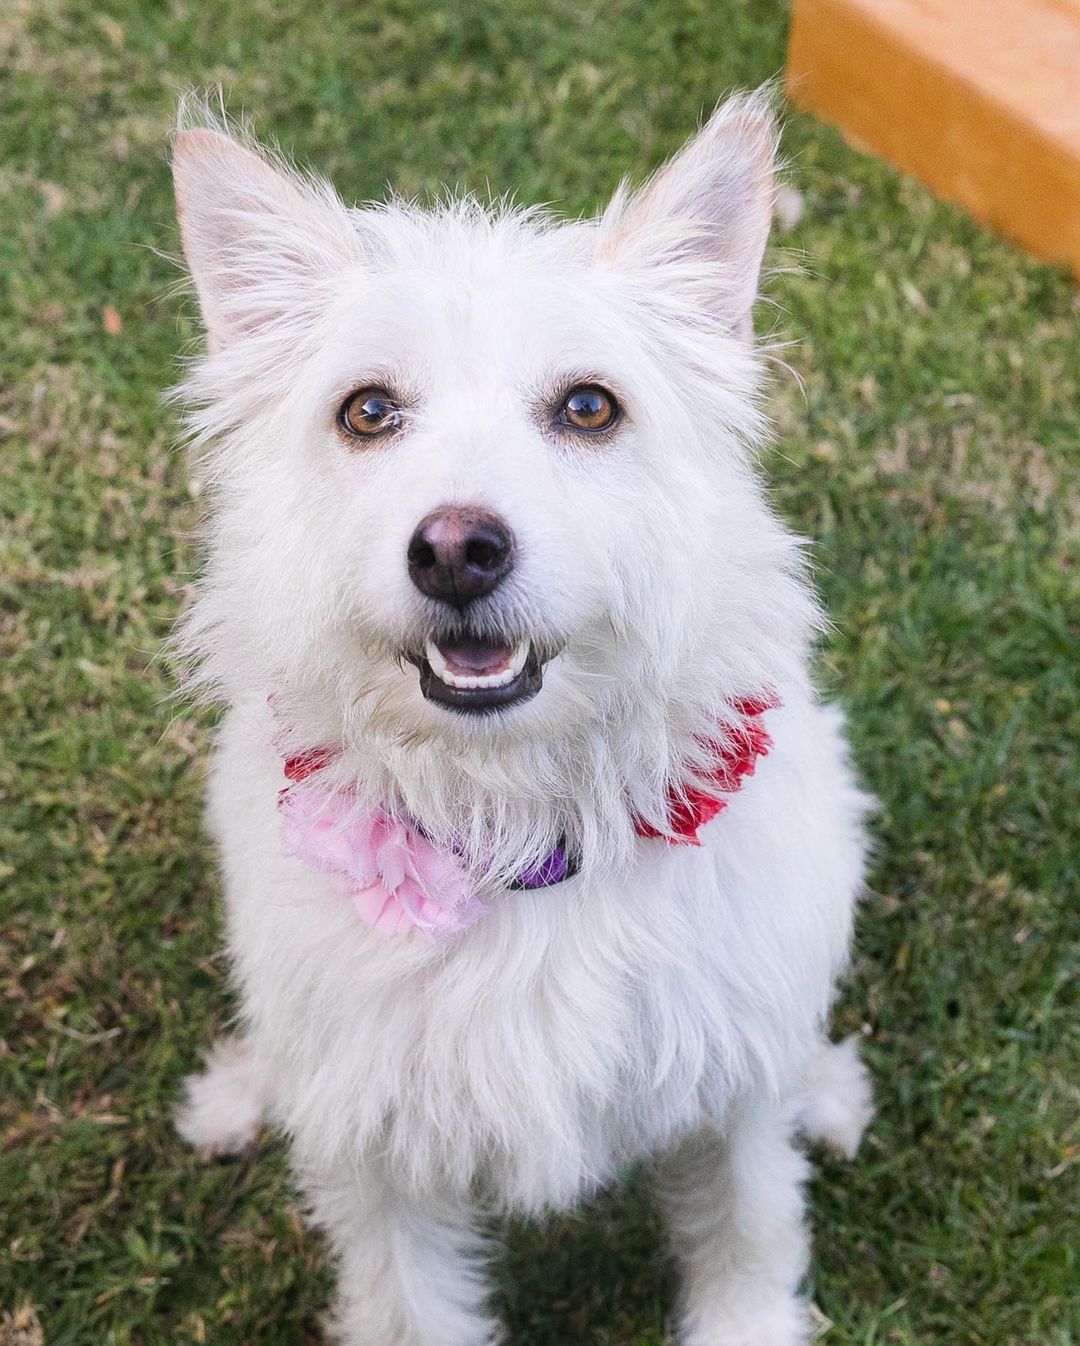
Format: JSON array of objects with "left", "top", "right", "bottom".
[{"left": 277, "top": 751, "right": 483, "bottom": 937}]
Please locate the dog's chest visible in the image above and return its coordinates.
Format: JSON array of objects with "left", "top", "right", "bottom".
[
  {"left": 272, "top": 887, "right": 745, "bottom": 1210},
  {"left": 223, "top": 807, "right": 753, "bottom": 1208}
]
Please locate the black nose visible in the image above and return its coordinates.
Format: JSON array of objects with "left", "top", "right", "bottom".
[{"left": 407, "top": 506, "right": 515, "bottom": 605}]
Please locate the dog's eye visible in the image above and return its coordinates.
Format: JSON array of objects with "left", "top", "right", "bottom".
[
  {"left": 556, "top": 385, "right": 619, "bottom": 433},
  {"left": 339, "top": 387, "right": 403, "bottom": 438}
]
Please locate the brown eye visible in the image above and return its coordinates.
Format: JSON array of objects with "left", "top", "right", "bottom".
[
  {"left": 557, "top": 384, "right": 618, "bottom": 433},
  {"left": 339, "top": 387, "right": 403, "bottom": 438}
]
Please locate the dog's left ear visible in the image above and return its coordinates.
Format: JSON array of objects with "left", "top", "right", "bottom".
[{"left": 598, "top": 90, "right": 778, "bottom": 341}]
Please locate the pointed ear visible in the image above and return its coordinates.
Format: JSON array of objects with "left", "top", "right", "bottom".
[
  {"left": 171, "top": 126, "right": 360, "bottom": 349},
  {"left": 598, "top": 91, "right": 779, "bottom": 340}
]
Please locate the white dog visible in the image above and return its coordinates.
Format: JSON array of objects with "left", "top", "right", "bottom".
[{"left": 170, "top": 90, "right": 873, "bottom": 1346}]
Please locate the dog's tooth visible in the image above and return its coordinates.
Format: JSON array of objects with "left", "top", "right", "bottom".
[
  {"left": 424, "top": 639, "right": 450, "bottom": 679},
  {"left": 476, "top": 669, "right": 512, "bottom": 688},
  {"left": 508, "top": 641, "right": 530, "bottom": 676}
]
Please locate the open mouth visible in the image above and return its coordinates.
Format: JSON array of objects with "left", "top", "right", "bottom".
[{"left": 412, "top": 635, "right": 544, "bottom": 714}]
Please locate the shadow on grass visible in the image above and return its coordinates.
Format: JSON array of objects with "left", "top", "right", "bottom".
[{"left": 495, "top": 1170, "right": 672, "bottom": 1346}]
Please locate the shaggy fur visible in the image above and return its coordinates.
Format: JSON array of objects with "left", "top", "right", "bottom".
[{"left": 170, "top": 90, "right": 873, "bottom": 1345}]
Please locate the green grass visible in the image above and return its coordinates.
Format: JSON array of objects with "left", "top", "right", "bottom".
[{"left": 2, "top": 1, "right": 1077, "bottom": 1342}]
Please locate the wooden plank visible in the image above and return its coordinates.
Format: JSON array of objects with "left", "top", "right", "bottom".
[{"left": 786, "top": 0, "right": 1080, "bottom": 277}]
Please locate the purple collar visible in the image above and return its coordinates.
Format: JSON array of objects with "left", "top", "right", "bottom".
[{"left": 508, "top": 840, "right": 578, "bottom": 890}]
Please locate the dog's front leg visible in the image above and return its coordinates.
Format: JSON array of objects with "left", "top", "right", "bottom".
[
  {"left": 654, "top": 1099, "right": 811, "bottom": 1346},
  {"left": 303, "top": 1158, "right": 501, "bottom": 1346}
]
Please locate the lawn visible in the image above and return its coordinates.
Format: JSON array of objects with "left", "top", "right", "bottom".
[{"left": 1, "top": 1, "right": 1077, "bottom": 1343}]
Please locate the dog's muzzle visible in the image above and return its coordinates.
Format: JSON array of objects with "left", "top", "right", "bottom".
[{"left": 404, "top": 504, "right": 546, "bottom": 712}]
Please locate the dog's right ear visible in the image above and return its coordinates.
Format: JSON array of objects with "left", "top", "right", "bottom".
[{"left": 171, "top": 125, "right": 359, "bottom": 351}]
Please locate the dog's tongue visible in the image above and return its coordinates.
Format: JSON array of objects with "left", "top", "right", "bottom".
[{"left": 436, "top": 635, "right": 513, "bottom": 677}]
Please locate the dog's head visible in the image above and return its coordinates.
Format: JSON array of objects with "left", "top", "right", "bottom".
[{"left": 171, "top": 93, "right": 818, "bottom": 873}]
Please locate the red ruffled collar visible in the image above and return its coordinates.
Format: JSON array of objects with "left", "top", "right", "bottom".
[{"left": 632, "top": 696, "right": 775, "bottom": 844}]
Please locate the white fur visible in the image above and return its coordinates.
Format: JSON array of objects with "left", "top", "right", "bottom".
[
  {"left": 797, "top": 1035, "right": 875, "bottom": 1161},
  {"left": 174, "top": 1034, "right": 268, "bottom": 1156},
  {"left": 169, "top": 90, "right": 873, "bottom": 1345}
]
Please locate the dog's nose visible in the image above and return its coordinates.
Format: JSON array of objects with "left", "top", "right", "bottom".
[{"left": 407, "top": 506, "right": 515, "bottom": 605}]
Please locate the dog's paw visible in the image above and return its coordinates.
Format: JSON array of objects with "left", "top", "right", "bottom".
[
  {"left": 679, "top": 1310, "right": 808, "bottom": 1346},
  {"left": 797, "top": 1034, "right": 874, "bottom": 1159},
  {"left": 677, "top": 1293, "right": 810, "bottom": 1346},
  {"left": 175, "top": 1036, "right": 268, "bottom": 1157}
]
